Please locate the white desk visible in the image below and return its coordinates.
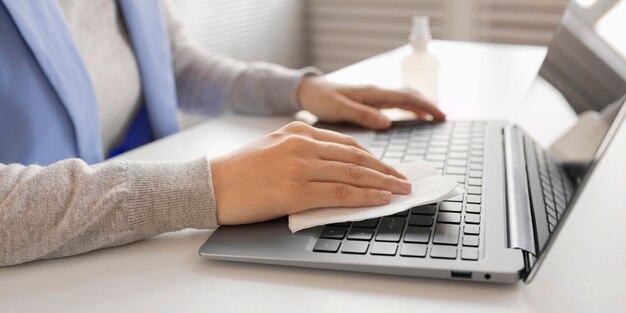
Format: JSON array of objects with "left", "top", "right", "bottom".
[{"left": 2, "top": 41, "right": 625, "bottom": 312}]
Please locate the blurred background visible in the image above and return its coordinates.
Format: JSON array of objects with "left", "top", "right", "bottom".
[{"left": 170, "top": 0, "right": 569, "bottom": 73}]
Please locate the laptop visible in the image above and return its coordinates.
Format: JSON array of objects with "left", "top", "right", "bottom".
[{"left": 199, "top": 0, "right": 626, "bottom": 283}]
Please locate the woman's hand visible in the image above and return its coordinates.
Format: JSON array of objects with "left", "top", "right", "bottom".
[
  {"left": 298, "top": 77, "right": 446, "bottom": 129},
  {"left": 210, "top": 121, "right": 412, "bottom": 225}
]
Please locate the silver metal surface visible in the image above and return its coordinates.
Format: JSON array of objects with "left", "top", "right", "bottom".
[{"left": 503, "top": 126, "right": 536, "bottom": 255}]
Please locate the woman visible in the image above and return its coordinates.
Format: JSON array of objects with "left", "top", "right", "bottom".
[{"left": 0, "top": 0, "right": 445, "bottom": 266}]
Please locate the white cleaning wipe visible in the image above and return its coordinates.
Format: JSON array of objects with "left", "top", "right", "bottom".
[{"left": 288, "top": 161, "right": 463, "bottom": 232}]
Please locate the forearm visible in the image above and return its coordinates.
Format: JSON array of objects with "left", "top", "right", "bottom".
[
  {"left": 0, "top": 157, "right": 217, "bottom": 267},
  {"left": 164, "top": 0, "right": 322, "bottom": 116}
]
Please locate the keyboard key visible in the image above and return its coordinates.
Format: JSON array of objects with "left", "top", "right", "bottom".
[
  {"left": 470, "top": 163, "right": 483, "bottom": 171},
  {"left": 404, "top": 226, "right": 431, "bottom": 243},
  {"left": 469, "top": 170, "right": 482, "bottom": 178},
  {"left": 432, "top": 132, "right": 451, "bottom": 139},
  {"left": 403, "top": 155, "right": 424, "bottom": 162},
  {"left": 411, "top": 204, "right": 437, "bottom": 215},
  {"left": 406, "top": 147, "right": 426, "bottom": 155},
  {"left": 446, "top": 167, "right": 466, "bottom": 175},
  {"left": 470, "top": 149, "right": 484, "bottom": 157},
  {"left": 386, "top": 144, "right": 405, "bottom": 152},
  {"left": 313, "top": 239, "right": 341, "bottom": 253},
  {"left": 341, "top": 241, "right": 369, "bottom": 254},
  {"left": 468, "top": 178, "right": 482, "bottom": 186},
  {"left": 449, "top": 152, "right": 468, "bottom": 159},
  {"left": 430, "top": 141, "right": 448, "bottom": 147},
  {"left": 438, "top": 212, "right": 461, "bottom": 224},
  {"left": 548, "top": 224, "right": 556, "bottom": 233},
  {"left": 429, "top": 147, "right": 448, "bottom": 154},
  {"left": 400, "top": 244, "right": 428, "bottom": 257},
  {"left": 439, "top": 202, "right": 462, "bottom": 213},
  {"left": 464, "top": 225, "right": 480, "bottom": 235},
  {"left": 465, "top": 214, "right": 481, "bottom": 224},
  {"left": 353, "top": 218, "right": 379, "bottom": 228},
  {"left": 409, "top": 141, "right": 428, "bottom": 148},
  {"left": 320, "top": 227, "right": 347, "bottom": 239},
  {"left": 408, "top": 215, "right": 433, "bottom": 226},
  {"left": 450, "top": 145, "right": 469, "bottom": 152},
  {"left": 451, "top": 137, "right": 470, "bottom": 143},
  {"left": 347, "top": 228, "right": 374, "bottom": 241},
  {"left": 426, "top": 154, "right": 446, "bottom": 161},
  {"left": 430, "top": 245, "right": 457, "bottom": 259},
  {"left": 466, "top": 204, "right": 481, "bottom": 214},
  {"left": 467, "top": 186, "right": 482, "bottom": 195},
  {"left": 370, "top": 242, "right": 398, "bottom": 256},
  {"left": 462, "top": 235, "right": 479, "bottom": 247},
  {"left": 472, "top": 143, "right": 485, "bottom": 150},
  {"left": 374, "top": 134, "right": 390, "bottom": 142},
  {"left": 329, "top": 222, "right": 350, "bottom": 227},
  {"left": 461, "top": 248, "right": 479, "bottom": 260},
  {"left": 448, "top": 159, "right": 467, "bottom": 167},
  {"left": 433, "top": 224, "right": 460, "bottom": 245},
  {"left": 470, "top": 156, "right": 483, "bottom": 163},
  {"left": 375, "top": 217, "right": 406, "bottom": 242},
  {"left": 547, "top": 214, "right": 557, "bottom": 227},
  {"left": 466, "top": 195, "right": 482, "bottom": 204}
]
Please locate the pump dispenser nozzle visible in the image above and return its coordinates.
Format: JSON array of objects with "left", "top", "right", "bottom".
[{"left": 409, "top": 16, "right": 432, "bottom": 51}]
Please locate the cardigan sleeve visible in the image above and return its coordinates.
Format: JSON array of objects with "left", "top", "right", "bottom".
[
  {"left": 0, "top": 157, "right": 218, "bottom": 267},
  {"left": 163, "top": 0, "right": 322, "bottom": 116}
]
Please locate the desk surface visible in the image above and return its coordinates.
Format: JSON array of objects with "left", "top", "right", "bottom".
[{"left": 2, "top": 41, "right": 625, "bottom": 313}]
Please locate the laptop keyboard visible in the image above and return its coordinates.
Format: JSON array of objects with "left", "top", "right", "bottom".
[
  {"left": 313, "top": 121, "right": 486, "bottom": 261},
  {"left": 534, "top": 143, "right": 574, "bottom": 233}
]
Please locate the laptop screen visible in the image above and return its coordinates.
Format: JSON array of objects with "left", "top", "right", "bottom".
[
  {"left": 515, "top": 0, "right": 626, "bottom": 181},
  {"left": 515, "top": 0, "right": 626, "bottom": 278}
]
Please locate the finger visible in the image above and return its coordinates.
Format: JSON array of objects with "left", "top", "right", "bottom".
[
  {"left": 280, "top": 121, "right": 373, "bottom": 155},
  {"left": 315, "top": 141, "right": 406, "bottom": 179},
  {"left": 306, "top": 182, "right": 393, "bottom": 208},
  {"left": 308, "top": 127, "right": 371, "bottom": 154},
  {"left": 357, "top": 87, "right": 446, "bottom": 121},
  {"left": 310, "top": 161, "right": 411, "bottom": 195},
  {"left": 334, "top": 94, "right": 392, "bottom": 130}
]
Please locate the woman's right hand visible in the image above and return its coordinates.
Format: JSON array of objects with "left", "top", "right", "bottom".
[{"left": 210, "top": 121, "right": 412, "bottom": 225}]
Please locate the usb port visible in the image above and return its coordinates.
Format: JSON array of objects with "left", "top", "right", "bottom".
[{"left": 451, "top": 271, "right": 473, "bottom": 279}]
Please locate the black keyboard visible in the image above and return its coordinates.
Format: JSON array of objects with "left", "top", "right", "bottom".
[
  {"left": 534, "top": 143, "right": 574, "bottom": 233},
  {"left": 312, "top": 121, "right": 486, "bottom": 261}
]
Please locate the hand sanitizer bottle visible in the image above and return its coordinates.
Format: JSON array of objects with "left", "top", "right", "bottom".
[{"left": 402, "top": 16, "right": 439, "bottom": 104}]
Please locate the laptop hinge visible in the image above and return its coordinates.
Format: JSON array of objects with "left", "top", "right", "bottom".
[{"left": 503, "top": 126, "right": 537, "bottom": 256}]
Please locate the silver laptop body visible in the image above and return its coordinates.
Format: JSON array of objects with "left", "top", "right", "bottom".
[{"left": 199, "top": 0, "right": 626, "bottom": 283}]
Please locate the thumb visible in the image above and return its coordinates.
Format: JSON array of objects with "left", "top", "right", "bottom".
[{"left": 336, "top": 95, "right": 391, "bottom": 130}]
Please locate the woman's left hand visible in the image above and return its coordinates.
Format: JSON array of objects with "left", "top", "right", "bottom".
[{"left": 297, "top": 76, "right": 446, "bottom": 130}]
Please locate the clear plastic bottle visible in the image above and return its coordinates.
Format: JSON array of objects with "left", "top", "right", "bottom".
[{"left": 402, "top": 16, "right": 439, "bottom": 104}]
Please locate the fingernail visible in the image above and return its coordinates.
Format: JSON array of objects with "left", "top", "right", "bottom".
[
  {"left": 378, "top": 190, "right": 392, "bottom": 202},
  {"left": 399, "top": 180, "right": 412, "bottom": 192},
  {"left": 377, "top": 115, "right": 390, "bottom": 127}
]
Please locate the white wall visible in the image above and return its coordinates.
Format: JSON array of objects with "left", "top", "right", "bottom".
[
  {"left": 169, "top": 0, "right": 307, "bottom": 68},
  {"left": 168, "top": 0, "right": 307, "bottom": 127}
]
